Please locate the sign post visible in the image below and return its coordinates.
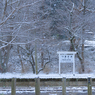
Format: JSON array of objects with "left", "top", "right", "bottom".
[{"left": 57, "top": 51, "right": 76, "bottom": 75}]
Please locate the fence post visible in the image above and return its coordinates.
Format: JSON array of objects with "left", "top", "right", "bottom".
[
  {"left": 88, "top": 77, "right": 92, "bottom": 95},
  {"left": 62, "top": 77, "right": 66, "bottom": 95},
  {"left": 35, "top": 77, "right": 40, "bottom": 95},
  {"left": 11, "top": 78, "right": 16, "bottom": 95}
]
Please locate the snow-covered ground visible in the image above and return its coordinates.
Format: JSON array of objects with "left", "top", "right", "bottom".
[{"left": 0, "top": 73, "right": 94, "bottom": 79}]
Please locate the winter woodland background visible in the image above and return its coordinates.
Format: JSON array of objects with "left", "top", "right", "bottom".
[{"left": 0, "top": 0, "right": 95, "bottom": 74}]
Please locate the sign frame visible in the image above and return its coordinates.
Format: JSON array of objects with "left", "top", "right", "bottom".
[{"left": 57, "top": 51, "right": 76, "bottom": 75}]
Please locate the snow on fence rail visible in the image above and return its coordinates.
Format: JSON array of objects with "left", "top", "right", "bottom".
[{"left": 0, "top": 77, "right": 93, "bottom": 95}]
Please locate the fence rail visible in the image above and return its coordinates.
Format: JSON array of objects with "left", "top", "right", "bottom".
[{"left": 0, "top": 77, "right": 94, "bottom": 95}]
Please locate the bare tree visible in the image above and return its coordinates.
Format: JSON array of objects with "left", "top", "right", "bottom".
[
  {"left": 64, "top": 0, "right": 95, "bottom": 72},
  {"left": 17, "top": 43, "right": 51, "bottom": 74},
  {"left": 0, "top": 0, "right": 43, "bottom": 72},
  {"left": 41, "top": 0, "right": 95, "bottom": 73}
]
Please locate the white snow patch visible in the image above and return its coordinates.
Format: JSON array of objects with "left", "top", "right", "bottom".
[
  {"left": 62, "top": 40, "right": 95, "bottom": 47},
  {"left": 85, "top": 40, "right": 95, "bottom": 46}
]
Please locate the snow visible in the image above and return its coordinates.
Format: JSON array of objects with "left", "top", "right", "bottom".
[
  {"left": 63, "top": 40, "right": 95, "bottom": 47},
  {"left": 0, "top": 73, "right": 94, "bottom": 79},
  {"left": 0, "top": 73, "right": 95, "bottom": 94},
  {"left": 85, "top": 40, "right": 95, "bottom": 46},
  {"left": 0, "top": 86, "right": 95, "bottom": 94}
]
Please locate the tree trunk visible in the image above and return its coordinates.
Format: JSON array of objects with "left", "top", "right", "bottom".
[
  {"left": 0, "top": 42, "right": 2, "bottom": 72},
  {"left": 41, "top": 52, "right": 44, "bottom": 68},
  {"left": 17, "top": 45, "right": 24, "bottom": 73},
  {"left": 35, "top": 44, "right": 38, "bottom": 74},
  {"left": 80, "top": 0, "right": 86, "bottom": 72}
]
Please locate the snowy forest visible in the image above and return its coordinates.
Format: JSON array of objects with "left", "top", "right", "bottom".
[{"left": 0, "top": 0, "right": 95, "bottom": 74}]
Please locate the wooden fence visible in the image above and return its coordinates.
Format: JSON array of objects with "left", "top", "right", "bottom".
[{"left": 0, "top": 77, "right": 93, "bottom": 95}]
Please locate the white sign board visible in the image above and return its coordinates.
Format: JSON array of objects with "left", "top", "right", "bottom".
[
  {"left": 57, "top": 51, "right": 76, "bottom": 75},
  {"left": 59, "top": 54, "right": 74, "bottom": 63}
]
